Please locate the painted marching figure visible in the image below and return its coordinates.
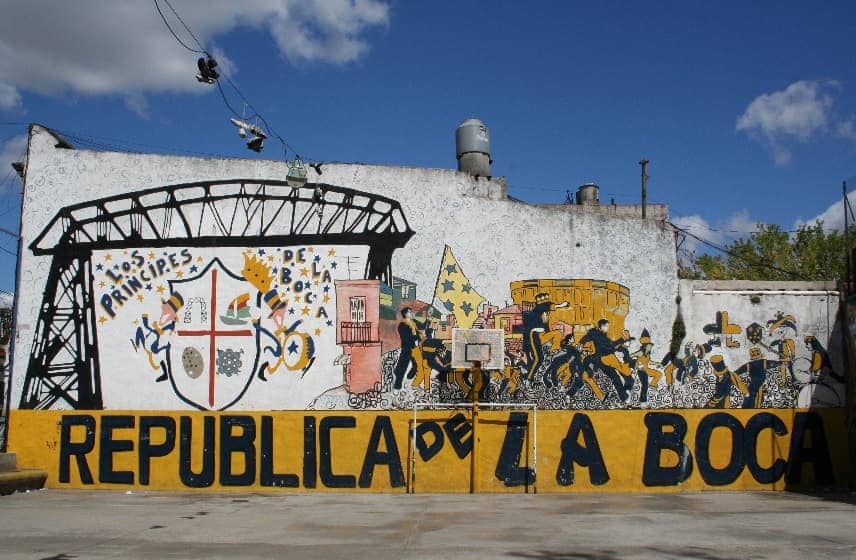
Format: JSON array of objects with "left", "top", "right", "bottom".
[
  {"left": 734, "top": 346, "right": 782, "bottom": 408},
  {"left": 580, "top": 319, "right": 634, "bottom": 403},
  {"left": 705, "top": 354, "right": 749, "bottom": 408},
  {"left": 804, "top": 335, "right": 845, "bottom": 384},
  {"left": 631, "top": 329, "right": 668, "bottom": 408},
  {"left": 557, "top": 333, "right": 605, "bottom": 401},
  {"left": 521, "top": 293, "right": 569, "bottom": 380},
  {"left": 412, "top": 321, "right": 447, "bottom": 391},
  {"left": 131, "top": 292, "right": 184, "bottom": 382},
  {"left": 393, "top": 306, "right": 425, "bottom": 390},
  {"left": 764, "top": 313, "right": 797, "bottom": 382}
]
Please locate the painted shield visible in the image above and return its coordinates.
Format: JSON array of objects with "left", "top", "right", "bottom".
[{"left": 166, "top": 258, "right": 259, "bottom": 410}]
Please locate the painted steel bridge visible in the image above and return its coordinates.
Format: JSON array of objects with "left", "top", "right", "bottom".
[{"left": 21, "top": 179, "right": 414, "bottom": 410}]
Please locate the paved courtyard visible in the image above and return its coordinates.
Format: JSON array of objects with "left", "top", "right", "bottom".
[{"left": 0, "top": 490, "right": 854, "bottom": 559}]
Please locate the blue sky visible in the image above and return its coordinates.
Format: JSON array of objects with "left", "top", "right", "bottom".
[{"left": 1, "top": 1, "right": 855, "bottom": 294}]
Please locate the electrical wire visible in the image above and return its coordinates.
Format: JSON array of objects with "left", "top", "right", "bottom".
[
  {"left": 151, "top": 0, "right": 311, "bottom": 161},
  {"left": 162, "top": 0, "right": 208, "bottom": 54},
  {"left": 668, "top": 222, "right": 803, "bottom": 279},
  {"left": 153, "top": 0, "right": 206, "bottom": 54},
  {"left": 45, "top": 127, "right": 228, "bottom": 159}
]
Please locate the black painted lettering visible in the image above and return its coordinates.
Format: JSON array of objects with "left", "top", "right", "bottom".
[
  {"left": 179, "top": 416, "right": 215, "bottom": 488},
  {"left": 59, "top": 415, "right": 95, "bottom": 484},
  {"left": 642, "top": 412, "right": 694, "bottom": 486},
  {"left": 99, "top": 415, "right": 135, "bottom": 484},
  {"left": 556, "top": 413, "right": 609, "bottom": 486},
  {"left": 495, "top": 412, "right": 535, "bottom": 487},
  {"left": 443, "top": 413, "right": 473, "bottom": 459},
  {"left": 414, "top": 421, "right": 444, "bottom": 462},
  {"left": 303, "top": 416, "right": 317, "bottom": 488},
  {"left": 744, "top": 413, "right": 788, "bottom": 484},
  {"left": 220, "top": 415, "right": 256, "bottom": 486},
  {"left": 138, "top": 416, "right": 176, "bottom": 486},
  {"left": 359, "top": 416, "right": 405, "bottom": 488},
  {"left": 319, "top": 416, "right": 357, "bottom": 488},
  {"left": 695, "top": 413, "right": 743, "bottom": 486},
  {"left": 786, "top": 412, "right": 836, "bottom": 486},
  {"left": 99, "top": 294, "right": 116, "bottom": 319},
  {"left": 127, "top": 275, "right": 143, "bottom": 293},
  {"left": 260, "top": 416, "right": 299, "bottom": 488}
]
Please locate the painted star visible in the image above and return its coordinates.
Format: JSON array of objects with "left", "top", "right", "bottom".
[
  {"left": 98, "top": 316, "right": 107, "bottom": 325},
  {"left": 145, "top": 284, "right": 152, "bottom": 291},
  {"left": 301, "top": 305, "right": 311, "bottom": 316},
  {"left": 300, "top": 267, "right": 310, "bottom": 277},
  {"left": 326, "top": 320, "right": 333, "bottom": 327},
  {"left": 444, "top": 300, "right": 455, "bottom": 312},
  {"left": 442, "top": 279, "right": 455, "bottom": 292},
  {"left": 323, "top": 285, "right": 330, "bottom": 293},
  {"left": 323, "top": 294, "right": 330, "bottom": 304},
  {"left": 287, "top": 340, "right": 299, "bottom": 355},
  {"left": 137, "top": 294, "right": 145, "bottom": 302},
  {"left": 98, "top": 281, "right": 106, "bottom": 288},
  {"left": 462, "top": 283, "right": 472, "bottom": 293},
  {"left": 445, "top": 264, "right": 457, "bottom": 274},
  {"left": 258, "top": 249, "right": 266, "bottom": 256},
  {"left": 461, "top": 301, "right": 474, "bottom": 316},
  {"left": 330, "top": 261, "right": 337, "bottom": 269},
  {"left": 328, "top": 248, "right": 336, "bottom": 256},
  {"left": 313, "top": 254, "right": 321, "bottom": 263},
  {"left": 104, "top": 253, "right": 112, "bottom": 261},
  {"left": 113, "top": 264, "right": 119, "bottom": 270},
  {"left": 175, "top": 271, "right": 184, "bottom": 278},
  {"left": 95, "top": 263, "right": 104, "bottom": 271},
  {"left": 196, "top": 256, "right": 203, "bottom": 263},
  {"left": 132, "top": 319, "right": 139, "bottom": 326},
  {"left": 189, "top": 265, "right": 198, "bottom": 273},
  {"left": 148, "top": 252, "right": 157, "bottom": 260},
  {"left": 308, "top": 246, "right": 315, "bottom": 253},
  {"left": 314, "top": 328, "right": 321, "bottom": 336},
  {"left": 267, "top": 254, "right": 274, "bottom": 262},
  {"left": 288, "top": 307, "right": 295, "bottom": 315},
  {"left": 156, "top": 285, "right": 166, "bottom": 295},
  {"left": 123, "top": 250, "right": 129, "bottom": 256}
]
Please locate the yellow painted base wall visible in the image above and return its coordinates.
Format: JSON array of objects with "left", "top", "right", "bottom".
[{"left": 7, "top": 408, "right": 849, "bottom": 492}]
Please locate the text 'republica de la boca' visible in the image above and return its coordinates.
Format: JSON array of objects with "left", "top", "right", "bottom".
[{"left": 47, "top": 409, "right": 841, "bottom": 490}]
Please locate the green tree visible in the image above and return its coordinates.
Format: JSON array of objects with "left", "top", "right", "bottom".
[{"left": 680, "top": 222, "right": 851, "bottom": 281}]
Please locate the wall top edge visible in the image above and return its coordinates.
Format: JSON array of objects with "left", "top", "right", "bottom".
[{"left": 683, "top": 279, "right": 839, "bottom": 291}]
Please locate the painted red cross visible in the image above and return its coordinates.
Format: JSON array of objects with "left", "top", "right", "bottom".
[{"left": 177, "top": 269, "right": 253, "bottom": 407}]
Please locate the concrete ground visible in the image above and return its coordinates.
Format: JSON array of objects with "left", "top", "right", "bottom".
[{"left": 0, "top": 490, "right": 855, "bottom": 559}]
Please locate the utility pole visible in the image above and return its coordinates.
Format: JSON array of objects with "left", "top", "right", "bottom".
[
  {"left": 846, "top": 181, "right": 851, "bottom": 286},
  {"left": 639, "top": 159, "right": 649, "bottom": 219}
]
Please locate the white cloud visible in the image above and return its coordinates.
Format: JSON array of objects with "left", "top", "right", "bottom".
[
  {"left": 838, "top": 118, "right": 856, "bottom": 141},
  {"left": 794, "top": 192, "right": 856, "bottom": 232},
  {"left": 671, "top": 210, "right": 760, "bottom": 261},
  {"left": 0, "top": 0, "right": 390, "bottom": 110},
  {"left": 736, "top": 80, "right": 853, "bottom": 165},
  {"left": 0, "top": 134, "right": 28, "bottom": 190},
  {"left": 0, "top": 82, "right": 22, "bottom": 111}
]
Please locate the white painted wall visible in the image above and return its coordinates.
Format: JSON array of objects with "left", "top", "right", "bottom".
[{"left": 11, "top": 125, "right": 679, "bottom": 410}]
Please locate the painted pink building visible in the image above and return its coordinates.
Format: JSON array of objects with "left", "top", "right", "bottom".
[{"left": 334, "top": 280, "right": 382, "bottom": 393}]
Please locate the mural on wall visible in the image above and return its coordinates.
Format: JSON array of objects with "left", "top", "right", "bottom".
[{"left": 16, "top": 178, "right": 845, "bottom": 412}]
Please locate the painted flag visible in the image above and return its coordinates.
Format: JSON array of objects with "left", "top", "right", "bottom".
[{"left": 433, "top": 245, "right": 485, "bottom": 329}]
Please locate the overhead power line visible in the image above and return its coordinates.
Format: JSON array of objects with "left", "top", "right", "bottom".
[
  {"left": 667, "top": 222, "right": 803, "bottom": 279},
  {"left": 151, "top": 0, "right": 311, "bottom": 162},
  {"left": 153, "top": 0, "right": 206, "bottom": 54}
]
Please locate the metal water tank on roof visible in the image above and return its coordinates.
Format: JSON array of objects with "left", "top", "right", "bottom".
[
  {"left": 576, "top": 183, "right": 600, "bottom": 205},
  {"left": 456, "top": 118, "right": 491, "bottom": 177}
]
